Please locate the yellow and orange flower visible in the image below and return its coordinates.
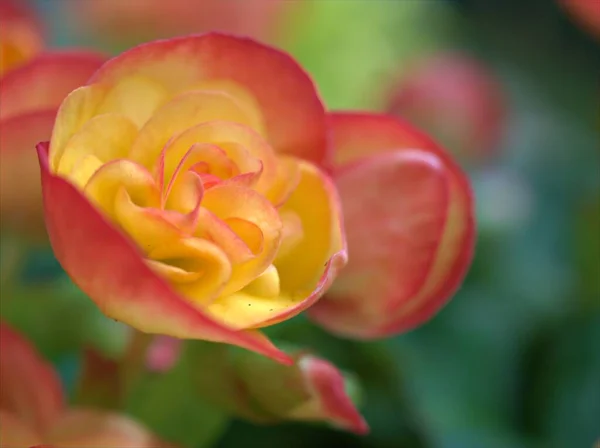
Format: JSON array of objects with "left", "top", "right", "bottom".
[
  {"left": 0, "top": 321, "right": 169, "bottom": 446},
  {"left": 38, "top": 34, "right": 346, "bottom": 364},
  {"left": 308, "top": 113, "right": 475, "bottom": 338},
  {"left": 0, "top": 0, "right": 43, "bottom": 75},
  {"left": 386, "top": 54, "right": 505, "bottom": 165},
  {"left": 0, "top": 51, "right": 106, "bottom": 239}
]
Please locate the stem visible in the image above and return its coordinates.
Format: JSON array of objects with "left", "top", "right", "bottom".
[
  {"left": 73, "top": 330, "right": 154, "bottom": 410},
  {"left": 0, "top": 238, "right": 24, "bottom": 290},
  {"left": 72, "top": 348, "right": 122, "bottom": 410},
  {"left": 120, "top": 329, "right": 154, "bottom": 406}
]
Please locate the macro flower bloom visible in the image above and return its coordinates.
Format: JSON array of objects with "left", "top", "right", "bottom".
[
  {"left": 0, "top": 51, "right": 106, "bottom": 239},
  {"left": 0, "top": 0, "right": 43, "bottom": 75},
  {"left": 308, "top": 113, "right": 475, "bottom": 338},
  {"left": 386, "top": 54, "right": 505, "bottom": 165},
  {"left": 0, "top": 321, "right": 168, "bottom": 447},
  {"left": 189, "top": 343, "right": 368, "bottom": 434},
  {"left": 38, "top": 33, "right": 346, "bottom": 364}
]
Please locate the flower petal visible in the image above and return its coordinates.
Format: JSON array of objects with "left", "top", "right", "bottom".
[
  {"left": 386, "top": 54, "right": 506, "bottom": 162},
  {"left": 37, "top": 142, "right": 292, "bottom": 365},
  {"left": 309, "top": 113, "right": 474, "bottom": 338},
  {"left": 0, "top": 50, "right": 106, "bottom": 120},
  {"left": 292, "top": 356, "right": 369, "bottom": 434},
  {"left": 327, "top": 112, "right": 441, "bottom": 166},
  {"left": 200, "top": 183, "right": 282, "bottom": 297},
  {"left": 46, "top": 409, "right": 167, "bottom": 447},
  {"left": 261, "top": 161, "right": 347, "bottom": 327},
  {"left": 89, "top": 33, "right": 329, "bottom": 165},
  {"left": 56, "top": 113, "right": 139, "bottom": 177},
  {"left": 161, "top": 121, "right": 278, "bottom": 194},
  {"left": 0, "top": 110, "right": 55, "bottom": 238},
  {"left": 128, "top": 89, "right": 262, "bottom": 169},
  {"left": 0, "top": 321, "right": 64, "bottom": 434}
]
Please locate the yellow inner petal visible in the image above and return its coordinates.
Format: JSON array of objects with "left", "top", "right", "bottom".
[
  {"left": 56, "top": 113, "right": 138, "bottom": 177},
  {"left": 128, "top": 90, "right": 264, "bottom": 169},
  {"left": 151, "top": 237, "right": 232, "bottom": 305},
  {"left": 275, "top": 161, "right": 345, "bottom": 292},
  {"left": 183, "top": 79, "right": 266, "bottom": 137},
  {"left": 95, "top": 75, "right": 169, "bottom": 128},
  {"left": 49, "top": 85, "right": 108, "bottom": 171}
]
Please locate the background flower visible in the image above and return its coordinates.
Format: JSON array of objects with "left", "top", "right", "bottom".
[
  {"left": 309, "top": 113, "right": 474, "bottom": 338},
  {"left": 62, "top": 0, "right": 285, "bottom": 52},
  {"left": 0, "top": 51, "right": 105, "bottom": 240},
  {"left": 0, "top": 0, "right": 43, "bottom": 74},
  {"left": 0, "top": 320, "right": 169, "bottom": 447},
  {"left": 386, "top": 53, "right": 506, "bottom": 166}
]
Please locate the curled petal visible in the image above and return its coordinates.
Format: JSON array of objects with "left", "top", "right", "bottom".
[
  {"left": 161, "top": 121, "right": 277, "bottom": 194},
  {"left": 292, "top": 356, "right": 369, "bottom": 434},
  {"left": 48, "top": 85, "right": 109, "bottom": 170},
  {"left": 56, "top": 113, "right": 139, "bottom": 177},
  {"left": 200, "top": 183, "right": 282, "bottom": 297},
  {"left": 128, "top": 89, "right": 262, "bottom": 169},
  {"left": 0, "top": 321, "right": 64, "bottom": 434},
  {"left": 0, "top": 51, "right": 106, "bottom": 120},
  {"left": 37, "top": 142, "right": 292, "bottom": 365},
  {"left": 46, "top": 409, "right": 167, "bottom": 447},
  {"left": 309, "top": 113, "right": 474, "bottom": 338},
  {"left": 89, "top": 33, "right": 329, "bottom": 165},
  {"left": 265, "top": 161, "right": 347, "bottom": 326}
]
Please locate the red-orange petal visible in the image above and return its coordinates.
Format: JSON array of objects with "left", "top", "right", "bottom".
[
  {"left": 0, "top": 50, "right": 106, "bottom": 120},
  {"left": 36, "top": 142, "right": 292, "bottom": 365},
  {"left": 89, "top": 33, "right": 329, "bottom": 166},
  {"left": 295, "top": 356, "right": 369, "bottom": 435},
  {"left": 308, "top": 113, "right": 475, "bottom": 338},
  {"left": 0, "top": 321, "right": 65, "bottom": 435}
]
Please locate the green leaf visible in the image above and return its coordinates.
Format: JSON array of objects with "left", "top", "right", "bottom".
[
  {"left": 0, "top": 278, "right": 128, "bottom": 361},
  {"left": 526, "top": 312, "right": 600, "bottom": 448},
  {"left": 280, "top": 0, "right": 459, "bottom": 110},
  {"left": 126, "top": 343, "right": 229, "bottom": 448}
]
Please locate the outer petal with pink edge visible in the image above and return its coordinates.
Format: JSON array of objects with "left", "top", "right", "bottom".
[
  {"left": 308, "top": 113, "right": 475, "bottom": 338},
  {"left": 0, "top": 50, "right": 107, "bottom": 120},
  {"left": 0, "top": 321, "right": 64, "bottom": 435},
  {"left": 88, "top": 32, "right": 329, "bottom": 166},
  {"left": 36, "top": 142, "right": 292, "bottom": 365}
]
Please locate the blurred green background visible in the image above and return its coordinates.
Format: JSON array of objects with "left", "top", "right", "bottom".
[{"left": 4, "top": 1, "right": 599, "bottom": 447}]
